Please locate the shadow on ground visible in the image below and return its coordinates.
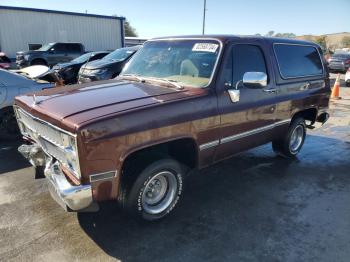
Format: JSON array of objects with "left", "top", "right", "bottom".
[
  {"left": 77, "top": 135, "right": 350, "bottom": 262},
  {"left": 0, "top": 141, "right": 30, "bottom": 174}
]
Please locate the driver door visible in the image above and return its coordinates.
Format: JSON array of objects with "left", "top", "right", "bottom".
[{"left": 214, "top": 41, "right": 277, "bottom": 161}]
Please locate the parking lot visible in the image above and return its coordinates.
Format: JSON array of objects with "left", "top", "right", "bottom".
[{"left": 0, "top": 77, "right": 350, "bottom": 262}]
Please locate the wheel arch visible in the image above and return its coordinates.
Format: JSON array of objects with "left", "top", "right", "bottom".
[
  {"left": 119, "top": 136, "right": 199, "bottom": 176},
  {"left": 291, "top": 107, "right": 318, "bottom": 125},
  {"left": 30, "top": 58, "right": 48, "bottom": 66}
]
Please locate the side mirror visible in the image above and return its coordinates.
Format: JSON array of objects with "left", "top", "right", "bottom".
[
  {"left": 49, "top": 48, "right": 55, "bottom": 54},
  {"left": 243, "top": 72, "right": 267, "bottom": 88}
]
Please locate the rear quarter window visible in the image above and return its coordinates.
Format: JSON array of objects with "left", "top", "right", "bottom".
[{"left": 274, "top": 44, "right": 323, "bottom": 79}]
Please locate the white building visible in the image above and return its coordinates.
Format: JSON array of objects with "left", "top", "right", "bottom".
[{"left": 0, "top": 6, "right": 125, "bottom": 58}]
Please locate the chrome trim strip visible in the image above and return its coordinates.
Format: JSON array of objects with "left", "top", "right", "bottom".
[
  {"left": 199, "top": 119, "right": 291, "bottom": 150},
  {"left": 90, "top": 171, "right": 118, "bottom": 183},
  {"left": 199, "top": 140, "right": 220, "bottom": 151}
]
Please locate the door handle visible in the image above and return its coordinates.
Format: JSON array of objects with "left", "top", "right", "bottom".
[{"left": 263, "top": 88, "right": 277, "bottom": 93}]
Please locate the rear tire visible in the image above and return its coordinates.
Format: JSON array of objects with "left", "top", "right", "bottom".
[
  {"left": 120, "top": 158, "right": 184, "bottom": 221},
  {"left": 272, "top": 117, "right": 306, "bottom": 158}
]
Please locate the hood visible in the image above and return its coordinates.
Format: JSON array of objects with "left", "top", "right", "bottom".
[
  {"left": 53, "top": 61, "right": 79, "bottom": 70},
  {"left": 17, "top": 50, "right": 46, "bottom": 56},
  {"left": 83, "top": 59, "right": 122, "bottom": 70},
  {"left": 15, "top": 79, "right": 204, "bottom": 132}
]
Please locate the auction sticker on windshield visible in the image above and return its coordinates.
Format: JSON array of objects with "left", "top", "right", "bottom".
[{"left": 192, "top": 43, "right": 219, "bottom": 53}]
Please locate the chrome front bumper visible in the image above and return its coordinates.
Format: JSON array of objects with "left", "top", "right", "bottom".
[
  {"left": 45, "top": 161, "right": 96, "bottom": 211},
  {"left": 19, "top": 144, "right": 97, "bottom": 212}
]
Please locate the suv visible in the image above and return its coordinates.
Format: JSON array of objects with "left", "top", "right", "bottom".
[
  {"left": 16, "top": 42, "right": 85, "bottom": 68},
  {"left": 15, "top": 36, "right": 330, "bottom": 221},
  {"left": 327, "top": 52, "right": 350, "bottom": 73}
]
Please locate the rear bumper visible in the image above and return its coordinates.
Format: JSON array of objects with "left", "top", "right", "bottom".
[{"left": 329, "top": 64, "right": 349, "bottom": 72}]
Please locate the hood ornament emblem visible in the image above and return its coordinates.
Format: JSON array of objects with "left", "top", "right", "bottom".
[{"left": 33, "top": 94, "right": 41, "bottom": 106}]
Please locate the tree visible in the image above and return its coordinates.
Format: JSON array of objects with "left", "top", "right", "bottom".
[
  {"left": 342, "top": 36, "right": 350, "bottom": 48},
  {"left": 266, "top": 31, "right": 275, "bottom": 37},
  {"left": 113, "top": 15, "right": 138, "bottom": 37},
  {"left": 124, "top": 20, "right": 138, "bottom": 37},
  {"left": 314, "top": 36, "right": 327, "bottom": 51}
]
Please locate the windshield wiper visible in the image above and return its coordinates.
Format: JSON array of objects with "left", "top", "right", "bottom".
[
  {"left": 118, "top": 74, "right": 144, "bottom": 83},
  {"left": 147, "top": 77, "right": 183, "bottom": 90}
]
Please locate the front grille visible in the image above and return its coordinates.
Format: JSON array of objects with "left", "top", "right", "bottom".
[
  {"left": 16, "top": 55, "right": 24, "bottom": 61},
  {"left": 17, "top": 108, "right": 64, "bottom": 148},
  {"left": 15, "top": 107, "right": 81, "bottom": 179}
]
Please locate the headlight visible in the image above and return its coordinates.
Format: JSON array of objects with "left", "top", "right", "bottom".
[
  {"left": 61, "top": 133, "right": 81, "bottom": 179},
  {"left": 24, "top": 55, "right": 30, "bottom": 60},
  {"left": 91, "top": 68, "right": 108, "bottom": 75}
]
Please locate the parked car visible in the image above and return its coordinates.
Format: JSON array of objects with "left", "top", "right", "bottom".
[
  {"left": 78, "top": 46, "right": 140, "bottom": 83},
  {"left": 0, "top": 52, "right": 11, "bottom": 69},
  {"left": 52, "top": 51, "right": 110, "bottom": 85},
  {"left": 0, "top": 67, "right": 54, "bottom": 139},
  {"left": 15, "top": 36, "right": 330, "bottom": 221},
  {"left": 345, "top": 68, "right": 350, "bottom": 87},
  {"left": 327, "top": 52, "right": 350, "bottom": 73},
  {"left": 16, "top": 42, "right": 85, "bottom": 68}
]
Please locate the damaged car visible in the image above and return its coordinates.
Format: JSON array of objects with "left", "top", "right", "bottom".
[
  {"left": 78, "top": 46, "right": 140, "bottom": 83},
  {"left": 0, "top": 66, "right": 55, "bottom": 139},
  {"left": 0, "top": 52, "right": 11, "bottom": 70},
  {"left": 52, "top": 51, "right": 110, "bottom": 85}
]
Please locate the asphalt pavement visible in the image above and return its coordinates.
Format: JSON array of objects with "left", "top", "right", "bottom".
[{"left": 0, "top": 85, "right": 349, "bottom": 262}]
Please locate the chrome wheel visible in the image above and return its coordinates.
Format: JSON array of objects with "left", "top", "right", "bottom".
[
  {"left": 142, "top": 171, "right": 178, "bottom": 215},
  {"left": 289, "top": 125, "right": 304, "bottom": 153}
]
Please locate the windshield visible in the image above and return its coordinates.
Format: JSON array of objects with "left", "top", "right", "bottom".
[
  {"left": 37, "top": 43, "right": 55, "bottom": 51},
  {"left": 103, "top": 48, "right": 136, "bottom": 61},
  {"left": 121, "top": 39, "right": 220, "bottom": 88},
  {"left": 72, "top": 53, "right": 94, "bottom": 63}
]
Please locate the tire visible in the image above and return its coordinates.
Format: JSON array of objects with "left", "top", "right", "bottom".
[
  {"left": 272, "top": 117, "right": 306, "bottom": 158},
  {"left": 31, "top": 59, "right": 47, "bottom": 66},
  {"left": 120, "top": 158, "right": 184, "bottom": 221},
  {"left": 346, "top": 81, "right": 350, "bottom": 87},
  {"left": 0, "top": 108, "right": 20, "bottom": 141}
]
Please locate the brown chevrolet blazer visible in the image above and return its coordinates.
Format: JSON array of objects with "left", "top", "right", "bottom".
[{"left": 14, "top": 35, "right": 331, "bottom": 221}]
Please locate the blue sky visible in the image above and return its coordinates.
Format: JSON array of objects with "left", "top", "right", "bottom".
[{"left": 0, "top": 0, "right": 349, "bottom": 38}]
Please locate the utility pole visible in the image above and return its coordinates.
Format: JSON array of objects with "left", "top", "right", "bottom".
[{"left": 202, "top": 0, "right": 207, "bottom": 35}]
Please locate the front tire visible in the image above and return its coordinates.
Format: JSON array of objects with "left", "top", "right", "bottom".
[
  {"left": 272, "top": 117, "right": 306, "bottom": 158},
  {"left": 121, "top": 159, "right": 184, "bottom": 221}
]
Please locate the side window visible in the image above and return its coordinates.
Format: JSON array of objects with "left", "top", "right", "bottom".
[
  {"left": 232, "top": 45, "right": 267, "bottom": 85},
  {"left": 92, "top": 53, "right": 106, "bottom": 60},
  {"left": 53, "top": 44, "right": 66, "bottom": 53},
  {"left": 66, "top": 44, "right": 82, "bottom": 53},
  {"left": 274, "top": 44, "right": 323, "bottom": 78}
]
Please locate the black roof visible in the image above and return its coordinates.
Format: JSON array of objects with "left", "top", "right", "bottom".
[{"left": 151, "top": 35, "right": 319, "bottom": 47}]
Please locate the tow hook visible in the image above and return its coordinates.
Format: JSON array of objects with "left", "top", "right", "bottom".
[{"left": 18, "top": 144, "right": 47, "bottom": 179}]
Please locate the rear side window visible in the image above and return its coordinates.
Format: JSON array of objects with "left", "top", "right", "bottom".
[
  {"left": 274, "top": 44, "right": 323, "bottom": 78},
  {"left": 54, "top": 44, "right": 66, "bottom": 52},
  {"left": 66, "top": 44, "right": 82, "bottom": 53},
  {"left": 232, "top": 45, "right": 267, "bottom": 85}
]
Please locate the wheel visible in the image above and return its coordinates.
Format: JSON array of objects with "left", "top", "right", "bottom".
[
  {"left": 272, "top": 117, "right": 306, "bottom": 158},
  {"left": 0, "top": 108, "right": 20, "bottom": 141},
  {"left": 346, "top": 81, "right": 350, "bottom": 87},
  {"left": 31, "top": 59, "right": 47, "bottom": 66},
  {"left": 120, "top": 158, "right": 184, "bottom": 221}
]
